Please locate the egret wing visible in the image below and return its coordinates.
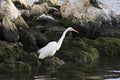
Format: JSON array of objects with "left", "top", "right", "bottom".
[{"left": 38, "top": 41, "right": 57, "bottom": 59}]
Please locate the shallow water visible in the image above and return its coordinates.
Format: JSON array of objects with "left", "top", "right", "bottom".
[{"left": 0, "top": 56, "right": 120, "bottom": 80}]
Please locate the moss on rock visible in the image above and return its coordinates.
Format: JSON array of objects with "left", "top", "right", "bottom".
[
  {"left": 0, "top": 41, "right": 40, "bottom": 73},
  {"left": 0, "top": 60, "right": 31, "bottom": 73},
  {"left": 57, "top": 38, "right": 99, "bottom": 64},
  {"left": 85, "top": 37, "right": 120, "bottom": 56}
]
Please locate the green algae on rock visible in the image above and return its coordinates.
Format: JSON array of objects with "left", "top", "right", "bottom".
[
  {"left": 85, "top": 37, "right": 120, "bottom": 56},
  {"left": 57, "top": 38, "right": 99, "bottom": 64}
]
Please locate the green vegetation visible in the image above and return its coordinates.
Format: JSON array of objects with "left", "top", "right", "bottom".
[{"left": 85, "top": 37, "right": 120, "bottom": 56}]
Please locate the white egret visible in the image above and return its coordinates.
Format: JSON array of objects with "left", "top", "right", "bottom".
[{"left": 37, "top": 27, "right": 79, "bottom": 59}]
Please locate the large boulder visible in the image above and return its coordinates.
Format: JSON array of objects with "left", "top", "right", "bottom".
[
  {"left": 12, "top": 0, "right": 30, "bottom": 9},
  {"left": 60, "top": 0, "right": 120, "bottom": 37},
  {"left": 2, "top": 16, "right": 19, "bottom": 42},
  {"left": 0, "top": 0, "right": 21, "bottom": 21},
  {"left": 57, "top": 38, "right": 99, "bottom": 64},
  {"left": 37, "top": 0, "right": 61, "bottom": 6},
  {"left": 0, "top": 60, "right": 31, "bottom": 73},
  {"left": 0, "top": 41, "right": 40, "bottom": 73},
  {"left": 14, "top": 16, "right": 29, "bottom": 28},
  {"left": 30, "top": 3, "right": 49, "bottom": 17},
  {"left": 0, "top": 41, "right": 23, "bottom": 62},
  {"left": 18, "top": 28, "right": 38, "bottom": 52}
]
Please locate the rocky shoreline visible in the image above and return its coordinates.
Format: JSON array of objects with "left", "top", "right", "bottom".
[{"left": 0, "top": 0, "right": 120, "bottom": 73}]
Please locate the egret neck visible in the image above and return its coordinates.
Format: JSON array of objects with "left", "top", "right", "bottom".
[{"left": 56, "top": 28, "right": 69, "bottom": 50}]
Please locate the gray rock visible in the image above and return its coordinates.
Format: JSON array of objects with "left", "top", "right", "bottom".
[
  {"left": 30, "top": 3, "right": 49, "bottom": 17},
  {"left": 2, "top": 16, "right": 19, "bottom": 42},
  {"left": 20, "top": 10, "right": 30, "bottom": 20},
  {"left": 12, "top": 0, "right": 30, "bottom": 9},
  {"left": 14, "top": 16, "right": 29, "bottom": 28},
  {"left": 0, "top": 0, "right": 21, "bottom": 21}
]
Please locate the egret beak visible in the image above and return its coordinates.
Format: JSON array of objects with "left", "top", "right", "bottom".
[{"left": 72, "top": 28, "right": 79, "bottom": 33}]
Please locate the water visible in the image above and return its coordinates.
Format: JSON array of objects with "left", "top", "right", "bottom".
[{"left": 0, "top": 56, "right": 120, "bottom": 80}]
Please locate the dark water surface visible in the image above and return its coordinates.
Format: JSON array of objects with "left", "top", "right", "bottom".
[{"left": 0, "top": 56, "right": 120, "bottom": 80}]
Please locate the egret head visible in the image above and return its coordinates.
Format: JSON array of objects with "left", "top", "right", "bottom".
[{"left": 68, "top": 27, "right": 79, "bottom": 33}]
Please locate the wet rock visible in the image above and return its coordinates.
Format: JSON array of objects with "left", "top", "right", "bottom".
[
  {"left": 12, "top": 0, "right": 30, "bottom": 9},
  {"left": 0, "top": 0, "right": 21, "bottom": 21},
  {"left": 18, "top": 28, "right": 38, "bottom": 52},
  {"left": 19, "top": 52, "right": 41, "bottom": 67},
  {"left": 0, "top": 41, "right": 40, "bottom": 73},
  {"left": 2, "top": 16, "right": 19, "bottom": 42},
  {"left": 0, "top": 41, "right": 23, "bottom": 62},
  {"left": 0, "top": 60, "right": 31, "bottom": 73},
  {"left": 30, "top": 3, "right": 49, "bottom": 17},
  {"left": 40, "top": 56, "right": 65, "bottom": 68},
  {"left": 86, "top": 37, "right": 120, "bottom": 56},
  {"left": 30, "top": 26, "right": 48, "bottom": 47},
  {"left": 57, "top": 38, "right": 99, "bottom": 64}
]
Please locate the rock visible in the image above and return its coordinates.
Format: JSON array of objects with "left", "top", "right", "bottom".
[
  {"left": 19, "top": 52, "right": 41, "bottom": 67},
  {"left": 0, "top": 41, "right": 40, "bottom": 73},
  {"left": 0, "top": 22, "right": 3, "bottom": 40},
  {"left": 20, "top": 10, "right": 30, "bottom": 20},
  {"left": 0, "top": 0, "right": 21, "bottom": 21},
  {"left": 43, "top": 27, "right": 65, "bottom": 41},
  {"left": 37, "top": 0, "right": 61, "bottom": 6},
  {"left": 60, "top": 0, "right": 120, "bottom": 37},
  {"left": 30, "top": 3, "right": 49, "bottom": 17},
  {"left": 40, "top": 56, "right": 65, "bottom": 68},
  {"left": 18, "top": 28, "right": 38, "bottom": 52},
  {"left": 2, "top": 16, "right": 19, "bottom": 42},
  {"left": 0, "top": 41, "right": 23, "bottom": 62},
  {"left": 0, "top": 60, "right": 31, "bottom": 73},
  {"left": 57, "top": 38, "right": 99, "bottom": 64},
  {"left": 12, "top": 0, "right": 30, "bottom": 9},
  {"left": 14, "top": 16, "right": 29, "bottom": 28},
  {"left": 15, "top": 61, "right": 31, "bottom": 73},
  {"left": 86, "top": 37, "right": 120, "bottom": 56},
  {"left": 30, "top": 26, "right": 48, "bottom": 48}
]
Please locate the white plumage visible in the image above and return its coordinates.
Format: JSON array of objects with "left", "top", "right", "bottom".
[{"left": 37, "top": 27, "right": 79, "bottom": 59}]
